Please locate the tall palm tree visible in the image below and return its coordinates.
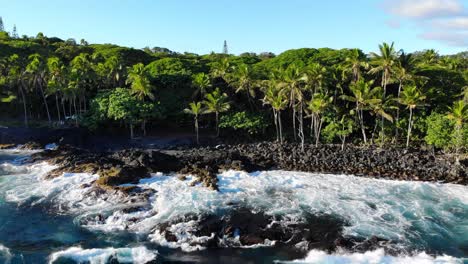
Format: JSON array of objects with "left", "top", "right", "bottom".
[
  {"left": 307, "top": 92, "right": 333, "bottom": 146},
  {"left": 47, "top": 57, "right": 67, "bottom": 122},
  {"left": 203, "top": 87, "right": 230, "bottom": 136},
  {"left": 210, "top": 58, "right": 231, "bottom": 82},
  {"left": 229, "top": 63, "right": 257, "bottom": 108},
  {"left": 393, "top": 51, "right": 415, "bottom": 141},
  {"left": 192, "top": 72, "right": 211, "bottom": 99},
  {"left": 447, "top": 100, "right": 467, "bottom": 163},
  {"left": 184, "top": 102, "right": 206, "bottom": 145},
  {"left": 283, "top": 64, "right": 307, "bottom": 143},
  {"left": 26, "top": 54, "right": 52, "bottom": 125},
  {"left": 6, "top": 54, "right": 28, "bottom": 127},
  {"left": 344, "top": 48, "right": 369, "bottom": 82},
  {"left": 126, "top": 63, "right": 154, "bottom": 101},
  {"left": 398, "top": 85, "right": 426, "bottom": 148},
  {"left": 126, "top": 63, "right": 154, "bottom": 136},
  {"left": 304, "top": 63, "right": 326, "bottom": 95},
  {"left": 70, "top": 53, "right": 94, "bottom": 119},
  {"left": 262, "top": 80, "right": 289, "bottom": 143},
  {"left": 421, "top": 49, "right": 439, "bottom": 66},
  {"left": 369, "top": 93, "right": 394, "bottom": 144},
  {"left": 369, "top": 42, "right": 398, "bottom": 97},
  {"left": 369, "top": 42, "right": 398, "bottom": 140},
  {"left": 105, "top": 55, "right": 124, "bottom": 88},
  {"left": 341, "top": 80, "right": 383, "bottom": 144}
]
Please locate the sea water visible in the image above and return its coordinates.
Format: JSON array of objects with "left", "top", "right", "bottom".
[{"left": 0, "top": 150, "right": 466, "bottom": 263}]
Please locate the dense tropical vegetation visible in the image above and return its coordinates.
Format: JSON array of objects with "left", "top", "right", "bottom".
[{"left": 0, "top": 26, "right": 466, "bottom": 155}]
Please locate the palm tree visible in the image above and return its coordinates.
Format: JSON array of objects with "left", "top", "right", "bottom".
[
  {"left": 203, "top": 87, "right": 230, "bottom": 136},
  {"left": 126, "top": 63, "right": 154, "bottom": 135},
  {"left": 307, "top": 92, "right": 333, "bottom": 146},
  {"left": 421, "top": 49, "right": 439, "bottom": 66},
  {"left": 341, "top": 80, "right": 383, "bottom": 144},
  {"left": 369, "top": 42, "right": 397, "bottom": 96},
  {"left": 344, "top": 49, "right": 369, "bottom": 82},
  {"left": 262, "top": 80, "right": 289, "bottom": 143},
  {"left": 447, "top": 100, "right": 467, "bottom": 163},
  {"left": 47, "top": 57, "right": 66, "bottom": 122},
  {"left": 398, "top": 85, "right": 426, "bottom": 148},
  {"left": 210, "top": 58, "right": 231, "bottom": 82},
  {"left": 304, "top": 63, "right": 326, "bottom": 95},
  {"left": 192, "top": 72, "right": 211, "bottom": 99},
  {"left": 26, "top": 54, "right": 52, "bottom": 125},
  {"left": 393, "top": 51, "right": 415, "bottom": 141},
  {"left": 369, "top": 42, "right": 398, "bottom": 140},
  {"left": 6, "top": 54, "right": 28, "bottom": 127},
  {"left": 126, "top": 63, "right": 154, "bottom": 101},
  {"left": 369, "top": 93, "right": 394, "bottom": 144},
  {"left": 184, "top": 102, "right": 206, "bottom": 145},
  {"left": 283, "top": 64, "right": 307, "bottom": 143},
  {"left": 70, "top": 53, "right": 94, "bottom": 120},
  {"left": 105, "top": 55, "right": 124, "bottom": 88},
  {"left": 229, "top": 63, "right": 257, "bottom": 108}
]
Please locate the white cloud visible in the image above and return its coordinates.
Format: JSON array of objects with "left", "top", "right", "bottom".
[
  {"left": 433, "top": 16, "right": 468, "bottom": 29},
  {"left": 419, "top": 31, "right": 468, "bottom": 46},
  {"left": 384, "top": 0, "right": 463, "bottom": 19},
  {"left": 382, "top": 0, "right": 467, "bottom": 47}
]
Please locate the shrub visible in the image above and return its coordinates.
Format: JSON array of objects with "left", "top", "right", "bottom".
[{"left": 219, "top": 111, "right": 268, "bottom": 135}]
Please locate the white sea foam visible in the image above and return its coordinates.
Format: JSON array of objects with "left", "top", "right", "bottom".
[
  {"left": 0, "top": 244, "right": 12, "bottom": 264},
  {"left": 2, "top": 158, "right": 467, "bottom": 256},
  {"left": 45, "top": 143, "right": 58, "bottom": 150},
  {"left": 48, "top": 246, "right": 157, "bottom": 264},
  {"left": 277, "top": 248, "right": 465, "bottom": 264}
]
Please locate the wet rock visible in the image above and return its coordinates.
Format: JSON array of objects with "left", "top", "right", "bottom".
[
  {"left": 17, "top": 141, "right": 43, "bottom": 150},
  {"left": 0, "top": 143, "right": 15, "bottom": 149},
  {"left": 96, "top": 166, "right": 150, "bottom": 188}
]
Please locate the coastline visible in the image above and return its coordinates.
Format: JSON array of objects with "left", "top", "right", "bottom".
[{"left": 1, "top": 127, "right": 466, "bottom": 186}]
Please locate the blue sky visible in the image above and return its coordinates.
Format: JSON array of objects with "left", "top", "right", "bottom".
[{"left": 0, "top": 0, "right": 466, "bottom": 55}]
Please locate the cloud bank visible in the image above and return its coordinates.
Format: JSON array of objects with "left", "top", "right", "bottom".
[{"left": 382, "top": 0, "right": 468, "bottom": 47}]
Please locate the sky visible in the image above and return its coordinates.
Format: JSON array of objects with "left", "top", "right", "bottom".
[{"left": 0, "top": 0, "right": 467, "bottom": 55}]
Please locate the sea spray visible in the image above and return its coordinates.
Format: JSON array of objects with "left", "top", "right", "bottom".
[
  {"left": 275, "top": 248, "right": 465, "bottom": 264},
  {"left": 0, "top": 244, "right": 12, "bottom": 264},
  {"left": 48, "top": 246, "right": 157, "bottom": 264},
  {"left": 1, "top": 150, "right": 467, "bottom": 261}
]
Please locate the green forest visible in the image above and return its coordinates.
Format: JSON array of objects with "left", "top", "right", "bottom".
[{"left": 0, "top": 27, "right": 467, "bottom": 152}]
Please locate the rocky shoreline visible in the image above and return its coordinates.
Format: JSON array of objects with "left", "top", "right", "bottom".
[
  {"left": 17, "top": 141, "right": 466, "bottom": 190},
  {"left": 2, "top": 141, "right": 466, "bottom": 255}
]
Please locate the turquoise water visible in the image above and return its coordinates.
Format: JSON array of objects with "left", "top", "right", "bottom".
[{"left": 0, "top": 150, "right": 467, "bottom": 263}]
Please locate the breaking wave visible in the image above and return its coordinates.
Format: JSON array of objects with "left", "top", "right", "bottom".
[{"left": 48, "top": 246, "right": 157, "bottom": 264}]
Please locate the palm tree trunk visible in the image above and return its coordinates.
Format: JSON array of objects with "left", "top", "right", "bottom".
[
  {"left": 273, "top": 109, "right": 279, "bottom": 142},
  {"left": 394, "top": 81, "right": 402, "bottom": 142},
  {"left": 142, "top": 120, "right": 147, "bottom": 136},
  {"left": 381, "top": 71, "right": 387, "bottom": 141},
  {"left": 216, "top": 111, "right": 220, "bottom": 137},
  {"left": 292, "top": 107, "right": 297, "bottom": 141},
  {"left": 406, "top": 108, "right": 413, "bottom": 148},
  {"left": 278, "top": 111, "right": 283, "bottom": 144},
  {"left": 55, "top": 93, "right": 61, "bottom": 122},
  {"left": 298, "top": 104, "right": 304, "bottom": 151},
  {"left": 61, "top": 99, "right": 66, "bottom": 119},
  {"left": 359, "top": 108, "right": 367, "bottom": 144},
  {"left": 73, "top": 96, "right": 78, "bottom": 126},
  {"left": 195, "top": 116, "right": 199, "bottom": 145},
  {"left": 130, "top": 123, "right": 134, "bottom": 139},
  {"left": 19, "top": 84, "right": 28, "bottom": 127},
  {"left": 38, "top": 79, "right": 51, "bottom": 125},
  {"left": 341, "top": 134, "right": 346, "bottom": 151},
  {"left": 315, "top": 117, "right": 323, "bottom": 147},
  {"left": 310, "top": 117, "right": 314, "bottom": 138}
]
